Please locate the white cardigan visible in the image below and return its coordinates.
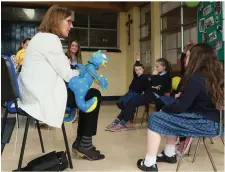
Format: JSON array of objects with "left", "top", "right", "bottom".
[{"left": 18, "top": 33, "right": 79, "bottom": 128}]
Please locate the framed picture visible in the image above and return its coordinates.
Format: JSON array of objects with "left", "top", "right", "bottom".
[
  {"left": 208, "top": 31, "right": 217, "bottom": 42},
  {"left": 199, "top": 18, "right": 205, "bottom": 32},
  {"left": 203, "top": 5, "right": 212, "bottom": 16},
  {"left": 215, "top": 16, "right": 219, "bottom": 23},
  {"left": 205, "top": 16, "right": 214, "bottom": 28},
  {"left": 214, "top": 2, "right": 221, "bottom": 15},
  {"left": 214, "top": 40, "right": 222, "bottom": 51},
  {"left": 202, "top": 32, "right": 207, "bottom": 43}
]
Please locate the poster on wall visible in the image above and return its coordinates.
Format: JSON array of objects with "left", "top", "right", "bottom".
[{"left": 197, "top": 1, "right": 224, "bottom": 61}]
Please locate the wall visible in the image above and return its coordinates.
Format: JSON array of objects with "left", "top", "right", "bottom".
[
  {"left": 76, "top": 9, "right": 141, "bottom": 97},
  {"left": 125, "top": 7, "right": 140, "bottom": 91}
]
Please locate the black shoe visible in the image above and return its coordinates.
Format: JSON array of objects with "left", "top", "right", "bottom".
[
  {"left": 72, "top": 141, "right": 100, "bottom": 153},
  {"left": 156, "top": 151, "right": 177, "bottom": 164},
  {"left": 74, "top": 146, "right": 105, "bottom": 161},
  {"left": 137, "top": 159, "right": 158, "bottom": 172}
]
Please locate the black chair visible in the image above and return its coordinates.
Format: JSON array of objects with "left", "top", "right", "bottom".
[{"left": 1, "top": 56, "right": 73, "bottom": 170}]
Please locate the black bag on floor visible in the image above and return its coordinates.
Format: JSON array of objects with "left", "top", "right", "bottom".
[{"left": 20, "top": 151, "right": 68, "bottom": 171}]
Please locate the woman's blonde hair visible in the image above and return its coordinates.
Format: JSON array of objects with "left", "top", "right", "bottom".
[{"left": 39, "top": 5, "right": 72, "bottom": 37}]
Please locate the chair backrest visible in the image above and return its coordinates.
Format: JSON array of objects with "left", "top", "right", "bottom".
[{"left": 1, "top": 55, "right": 20, "bottom": 103}]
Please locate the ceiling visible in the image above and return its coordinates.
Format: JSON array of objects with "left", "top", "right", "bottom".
[{"left": 2, "top": 1, "right": 144, "bottom": 12}]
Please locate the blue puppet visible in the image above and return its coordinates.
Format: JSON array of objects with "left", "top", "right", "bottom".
[{"left": 64, "top": 50, "right": 108, "bottom": 123}]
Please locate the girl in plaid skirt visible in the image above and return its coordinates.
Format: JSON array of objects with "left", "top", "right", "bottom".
[{"left": 137, "top": 43, "right": 224, "bottom": 172}]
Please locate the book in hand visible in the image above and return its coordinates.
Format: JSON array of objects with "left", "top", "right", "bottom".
[{"left": 159, "top": 96, "right": 176, "bottom": 105}]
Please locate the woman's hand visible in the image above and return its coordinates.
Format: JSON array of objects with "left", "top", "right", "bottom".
[{"left": 175, "top": 92, "right": 182, "bottom": 99}]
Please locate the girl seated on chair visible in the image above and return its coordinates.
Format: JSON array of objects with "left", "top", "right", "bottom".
[
  {"left": 136, "top": 43, "right": 224, "bottom": 172},
  {"left": 116, "top": 60, "right": 149, "bottom": 110},
  {"left": 105, "top": 57, "right": 172, "bottom": 132},
  {"left": 159, "top": 41, "right": 196, "bottom": 156},
  {"left": 16, "top": 38, "right": 31, "bottom": 74}
]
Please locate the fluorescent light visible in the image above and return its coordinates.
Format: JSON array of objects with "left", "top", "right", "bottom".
[{"left": 23, "top": 8, "right": 35, "bottom": 19}]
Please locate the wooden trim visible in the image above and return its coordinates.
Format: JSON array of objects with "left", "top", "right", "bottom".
[{"left": 161, "top": 26, "right": 181, "bottom": 33}]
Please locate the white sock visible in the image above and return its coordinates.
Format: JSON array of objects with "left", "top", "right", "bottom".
[
  {"left": 164, "top": 144, "right": 176, "bottom": 157},
  {"left": 144, "top": 155, "right": 156, "bottom": 167}
]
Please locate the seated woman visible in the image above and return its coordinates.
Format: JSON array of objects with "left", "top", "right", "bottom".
[
  {"left": 65, "top": 39, "right": 105, "bottom": 160},
  {"left": 137, "top": 43, "right": 224, "bottom": 172},
  {"left": 18, "top": 5, "right": 104, "bottom": 161},
  {"left": 106, "top": 58, "right": 172, "bottom": 132}
]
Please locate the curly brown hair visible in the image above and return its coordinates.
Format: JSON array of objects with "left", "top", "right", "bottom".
[{"left": 182, "top": 43, "right": 224, "bottom": 109}]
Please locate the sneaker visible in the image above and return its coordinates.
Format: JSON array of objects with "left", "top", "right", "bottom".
[
  {"left": 157, "top": 151, "right": 177, "bottom": 164},
  {"left": 105, "top": 119, "right": 120, "bottom": 131},
  {"left": 137, "top": 159, "right": 158, "bottom": 172},
  {"left": 109, "top": 123, "right": 127, "bottom": 132},
  {"left": 177, "top": 137, "right": 192, "bottom": 156},
  {"left": 64, "top": 108, "right": 76, "bottom": 123}
]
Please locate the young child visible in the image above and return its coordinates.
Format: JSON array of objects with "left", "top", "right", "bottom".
[
  {"left": 106, "top": 58, "right": 172, "bottom": 132},
  {"left": 159, "top": 41, "right": 195, "bottom": 156},
  {"left": 150, "top": 58, "right": 172, "bottom": 111},
  {"left": 16, "top": 38, "right": 31, "bottom": 73},
  {"left": 116, "top": 61, "right": 149, "bottom": 110}
]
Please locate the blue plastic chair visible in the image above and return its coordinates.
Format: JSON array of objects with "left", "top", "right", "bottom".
[{"left": 1, "top": 56, "right": 73, "bottom": 170}]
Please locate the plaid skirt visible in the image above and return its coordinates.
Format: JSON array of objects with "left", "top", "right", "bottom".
[{"left": 148, "top": 111, "right": 222, "bottom": 137}]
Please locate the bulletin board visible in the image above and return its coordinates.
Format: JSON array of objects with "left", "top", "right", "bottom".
[{"left": 197, "top": 1, "right": 224, "bottom": 61}]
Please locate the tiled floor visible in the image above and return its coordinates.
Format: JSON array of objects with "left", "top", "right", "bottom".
[{"left": 1, "top": 103, "right": 224, "bottom": 171}]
